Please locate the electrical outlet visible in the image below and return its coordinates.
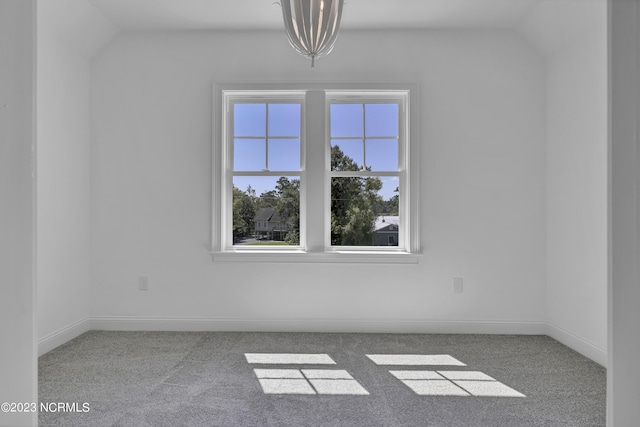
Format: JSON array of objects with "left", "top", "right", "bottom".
[
  {"left": 138, "top": 276, "right": 149, "bottom": 291},
  {"left": 453, "top": 277, "right": 463, "bottom": 293}
]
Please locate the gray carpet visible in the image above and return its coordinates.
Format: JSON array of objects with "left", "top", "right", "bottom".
[{"left": 38, "top": 332, "right": 605, "bottom": 426}]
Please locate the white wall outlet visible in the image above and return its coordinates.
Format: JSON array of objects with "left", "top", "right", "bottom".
[
  {"left": 138, "top": 276, "right": 149, "bottom": 291},
  {"left": 453, "top": 277, "right": 464, "bottom": 293}
]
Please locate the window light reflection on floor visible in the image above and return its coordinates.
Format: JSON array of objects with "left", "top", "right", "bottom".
[
  {"left": 366, "top": 354, "right": 466, "bottom": 366},
  {"left": 255, "top": 369, "right": 369, "bottom": 395},
  {"left": 390, "top": 370, "right": 525, "bottom": 397},
  {"left": 259, "top": 378, "right": 316, "bottom": 394},
  {"left": 245, "top": 353, "right": 336, "bottom": 364},
  {"left": 246, "top": 353, "right": 524, "bottom": 398},
  {"left": 402, "top": 379, "right": 470, "bottom": 396}
]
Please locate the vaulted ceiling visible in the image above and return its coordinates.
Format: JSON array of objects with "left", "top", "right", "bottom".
[
  {"left": 87, "top": 0, "right": 544, "bottom": 31},
  {"left": 40, "top": 0, "right": 604, "bottom": 59}
]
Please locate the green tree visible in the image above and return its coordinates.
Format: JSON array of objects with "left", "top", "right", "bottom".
[
  {"left": 330, "top": 145, "right": 383, "bottom": 246},
  {"left": 233, "top": 148, "right": 393, "bottom": 246},
  {"left": 235, "top": 178, "right": 300, "bottom": 244},
  {"left": 232, "top": 185, "right": 256, "bottom": 242},
  {"left": 275, "top": 177, "right": 301, "bottom": 244},
  {"left": 257, "top": 189, "right": 278, "bottom": 209},
  {"left": 388, "top": 186, "right": 399, "bottom": 215}
]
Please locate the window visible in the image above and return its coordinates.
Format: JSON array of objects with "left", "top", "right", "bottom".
[
  {"left": 212, "top": 84, "right": 419, "bottom": 262},
  {"left": 328, "top": 97, "right": 402, "bottom": 248},
  {"left": 228, "top": 97, "right": 303, "bottom": 247}
]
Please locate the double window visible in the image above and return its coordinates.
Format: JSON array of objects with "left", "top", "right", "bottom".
[{"left": 213, "top": 84, "right": 419, "bottom": 261}]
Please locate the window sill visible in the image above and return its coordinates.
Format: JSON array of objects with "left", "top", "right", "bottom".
[{"left": 210, "top": 250, "right": 420, "bottom": 264}]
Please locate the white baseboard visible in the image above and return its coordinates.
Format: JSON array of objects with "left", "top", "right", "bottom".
[
  {"left": 38, "top": 317, "right": 90, "bottom": 356},
  {"left": 545, "top": 322, "right": 607, "bottom": 367},
  {"left": 90, "top": 316, "right": 547, "bottom": 335}
]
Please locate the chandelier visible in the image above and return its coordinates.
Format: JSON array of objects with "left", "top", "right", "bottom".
[{"left": 279, "top": 0, "right": 344, "bottom": 67}]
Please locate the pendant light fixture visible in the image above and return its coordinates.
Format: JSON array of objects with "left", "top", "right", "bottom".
[{"left": 279, "top": 0, "right": 344, "bottom": 67}]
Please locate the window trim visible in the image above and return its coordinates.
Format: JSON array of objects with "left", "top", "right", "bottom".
[{"left": 211, "top": 82, "right": 421, "bottom": 263}]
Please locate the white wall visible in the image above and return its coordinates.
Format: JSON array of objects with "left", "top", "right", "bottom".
[
  {"left": 36, "top": 30, "right": 92, "bottom": 354},
  {"left": 0, "top": 1, "right": 37, "bottom": 425},
  {"left": 90, "top": 30, "right": 547, "bottom": 331},
  {"left": 36, "top": 0, "right": 118, "bottom": 355},
  {"left": 521, "top": 0, "right": 608, "bottom": 365},
  {"left": 546, "top": 29, "right": 608, "bottom": 364}
]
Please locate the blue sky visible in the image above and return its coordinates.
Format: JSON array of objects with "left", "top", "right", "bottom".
[{"left": 233, "top": 103, "right": 399, "bottom": 200}]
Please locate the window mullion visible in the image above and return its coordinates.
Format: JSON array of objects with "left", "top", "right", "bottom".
[
  {"left": 362, "top": 103, "right": 366, "bottom": 170},
  {"left": 265, "top": 104, "right": 269, "bottom": 171},
  {"left": 304, "top": 90, "right": 326, "bottom": 252}
]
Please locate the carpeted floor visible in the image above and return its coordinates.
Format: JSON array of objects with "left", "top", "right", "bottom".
[{"left": 38, "top": 332, "right": 605, "bottom": 426}]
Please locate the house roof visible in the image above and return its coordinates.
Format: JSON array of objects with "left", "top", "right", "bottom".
[
  {"left": 374, "top": 216, "right": 399, "bottom": 232},
  {"left": 253, "top": 207, "right": 283, "bottom": 222}
]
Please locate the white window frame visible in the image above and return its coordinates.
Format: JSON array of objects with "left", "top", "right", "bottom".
[
  {"left": 325, "top": 91, "right": 408, "bottom": 252},
  {"left": 220, "top": 91, "right": 306, "bottom": 252},
  {"left": 211, "top": 83, "right": 420, "bottom": 264}
]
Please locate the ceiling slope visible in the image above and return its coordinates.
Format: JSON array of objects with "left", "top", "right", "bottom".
[
  {"left": 519, "top": 0, "right": 607, "bottom": 55},
  {"left": 87, "top": 0, "right": 543, "bottom": 31},
  {"left": 39, "top": 0, "right": 119, "bottom": 59}
]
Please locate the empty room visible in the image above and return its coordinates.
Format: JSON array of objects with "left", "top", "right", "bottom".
[{"left": 2, "top": 0, "right": 639, "bottom": 426}]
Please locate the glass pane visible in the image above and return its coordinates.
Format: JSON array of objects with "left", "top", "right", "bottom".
[
  {"left": 365, "top": 139, "right": 398, "bottom": 171},
  {"left": 268, "top": 139, "right": 300, "bottom": 171},
  {"left": 330, "top": 104, "right": 363, "bottom": 137},
  {"left": 331, "top": 140, "right": 363, "bottom": 171},
  {"left": 379, "top": 177, "right": 400, "bottom": 206},
  {"left": 330, "top": 177, "right": 400, "bottom": 246},
  {"left": 232, "top": 176, "right": 300, "bottom": 246},
  {"left": 365, "top": 104, "right": 398, "bottom": 137},
  {"left": 234, "top": 139, "right": 265, "bottom": 171},
  {"left": 268, "top": 104, "right": 301, "bottom": 137},
  {"left": 234, "top": 104, "right": 266, "bottom": 136}
]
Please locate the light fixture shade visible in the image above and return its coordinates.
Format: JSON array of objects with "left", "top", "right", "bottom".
[{"left": 280, "top": 0, "right": 344, "bottom": 67}]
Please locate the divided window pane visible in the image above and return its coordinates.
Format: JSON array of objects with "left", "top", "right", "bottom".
[
  {"left": 233, "top": 102, "right": 301, "bottom": 172},
  {"left": 234, "top": 104, "right": 266, "bottom": 136},
  {"left": 330, "top": 104, "right": 363, "bottom": 137},
  {"left": 330, "top": 102, "right": 399, "bottom": 172},
  {"left": 234, "top": 138, "right": 266, "bottom": 171},
  {"left": 268, "top": 139, "right": 300, "bottom": 171},
  {"left": 330, "top": 176, "right": 400, "bottom": 247},
  {"left": 329, "top": 100, "right": 402, "bottom": 248},
  {"left": 330, "top": 140, "right": 363, "bottom": 169},
  {"left": 232, "top": 176, "right": 300, "bottom": 246},
  {"left": 268, "top": 104, "right": 301, "bottom": 136},
  {"left": 365, "top": 139, "right": 398, "bottom": 171},
  {"left": 231, "top": 100, "right": 302, "bottom": 246},
  {"left": 365, "top": 104, "right": 398, "bottom": 137}
]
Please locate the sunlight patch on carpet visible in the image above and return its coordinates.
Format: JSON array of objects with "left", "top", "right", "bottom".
[
  {"left": 245, "top": 353, "right": 336, "bottom": 364},
  {"left": 366, "top": 354, "right": 466, "bottom": 366},
  {"left": 254, "top": 369, "right": 369, "bottom": 395}
]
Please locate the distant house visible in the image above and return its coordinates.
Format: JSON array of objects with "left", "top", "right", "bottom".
[
  {"left": 253, "top": 207, "right": 288, "bottom": 240},
  {"left": 373, "top": 216, "right": 399, "bottom": 246}
]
